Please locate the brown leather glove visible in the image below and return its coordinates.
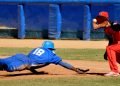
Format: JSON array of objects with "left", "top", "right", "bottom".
[{"left": 75, "top": 68, "right": 89, "bottom": 74}]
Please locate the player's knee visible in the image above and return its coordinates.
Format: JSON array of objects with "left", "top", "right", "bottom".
[
  {"left": 6, "top": 65, "right": 15, "bottom": 72},
  {"left": 106, "top": 45, "right": 113, "bottom": 51},
  {"left": 106, "top": 46, "right": 110, "bottom": 51}
]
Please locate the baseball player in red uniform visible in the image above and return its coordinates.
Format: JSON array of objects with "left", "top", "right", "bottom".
[{"left": 93, "top": 11, "right": 120, "bottom": 76}]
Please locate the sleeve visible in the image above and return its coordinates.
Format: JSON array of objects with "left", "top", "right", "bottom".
[
  {"left": 50, "top": 55, "right": 62, "bottom": 64},
  {"left": 57, "top": 61, "right": 74, "bottom": 70}
]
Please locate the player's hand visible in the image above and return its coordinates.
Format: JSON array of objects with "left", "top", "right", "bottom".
[
  {"left": 75, "top": 68, "right": 89, "bottom": 74},
  {"left": 29, "top": 68, "right": 39, "bottom": 74}
]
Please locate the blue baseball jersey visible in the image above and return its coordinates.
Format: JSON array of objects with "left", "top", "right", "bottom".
[
  {"left": 0, "top": 54, "right": 32, "bottom": 72},
  {"left": 27, "top": 48, "right": 62, "bottom": 65}
]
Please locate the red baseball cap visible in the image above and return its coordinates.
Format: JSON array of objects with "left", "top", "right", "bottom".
[{"left": 99, "top": 11, "right": 109, "bottom": 19}]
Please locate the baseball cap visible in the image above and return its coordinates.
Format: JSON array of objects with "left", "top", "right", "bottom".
[{"left": 99, "top": 11, "right": 109, "bottom": 19}]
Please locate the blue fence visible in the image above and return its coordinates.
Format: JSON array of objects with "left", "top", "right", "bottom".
[
  {"left": 0, "top": 0, "right": 120, "bottom": 4},
  {"left": 0, "top": 0, "right": 120, "bottom": 40}
]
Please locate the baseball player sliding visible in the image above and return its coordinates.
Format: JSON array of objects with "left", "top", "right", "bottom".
[
  {"left": 0, "top": 41, "right": 89, "bottom": 74},
  {"left": 93, "top": 11, "right": 120, "bottom": 76}
]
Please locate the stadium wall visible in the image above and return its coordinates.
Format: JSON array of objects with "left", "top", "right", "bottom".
[{"left": 0, "top": 0, "right": 119, "bottom": 40}]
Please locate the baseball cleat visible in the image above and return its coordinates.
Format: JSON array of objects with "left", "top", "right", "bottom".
[
  {"left": 104, "top": 71, "right": 119, "bottom": 77},
  {"left": 0, "top": 65, "right": 4, "bottom": 71}
]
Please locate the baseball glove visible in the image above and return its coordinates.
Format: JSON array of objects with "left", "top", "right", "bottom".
[{"left": 76, "top": 68, "right": 89, "bottom": 74}]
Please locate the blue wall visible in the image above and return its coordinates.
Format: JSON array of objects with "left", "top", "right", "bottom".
[
  {"left": 0, "top": 5, "right": 17, "bottom": 28},
  {"left": 0, "top": 4, "right": 115, "bottom": 31},
  {"left": 25, "top": 4, "right": 49, "bottom": 31},
  {"left": 0, "top": 2, "right": 119, "bottom": 39},
  {"left": 61, "top": 4, "right": 84, "bottom": 31}
]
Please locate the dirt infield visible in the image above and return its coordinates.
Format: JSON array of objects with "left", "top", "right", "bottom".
[
  {"left": 0, "top": 39, "right": 112, "bottom": 80},
  {"left": 0, "top": 60, "right": 111, "bottom": 80},
  {"left": 0, "top": 39, "right": 108, "bottom": 48}
]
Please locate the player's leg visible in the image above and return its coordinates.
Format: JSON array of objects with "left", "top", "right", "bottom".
[
  {"left": 6, "top": 64, "right": 29, "bottom": 72},
  {"left": 0, "top": 59, "right": 9, "bottom": 71},
  {"left": 0, "top": 55, "right": 21, "bottom": 71},
  {"left": 105, "top": 44, "right": 120, "bottom": 76},
  {"left": 4, "top": 56, "right": 30, "bottom": 72},
  {"left": 0, "top": 65, "right": 4, "bottom": 71},
  {"left": 5, "top": 54, "right": 32, "bottom": 72},
  {"left": 104, "top": 34, "right": 113, "bottom": 60},
  {"left": 0, "top": 54, "right": 30, "bottom": 72},
  {"left": 6, "top": 60, "right": 30, "bottom": 72}
]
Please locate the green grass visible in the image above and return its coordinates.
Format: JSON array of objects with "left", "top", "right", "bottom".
[
  {"left": 0, "top": 47, "right": 32, "bottom": 56},
  {"left": 0, "top": 77, "right": 120, "bottom": 86},
  {"left": 56, "top": 48, "right": 105, "bottom": 61},
  {"left": 0, "top": 47, "right": 105, "bottom": 61}
]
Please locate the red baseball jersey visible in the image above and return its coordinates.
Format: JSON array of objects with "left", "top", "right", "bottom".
[{"left": 105, "top": 26, "right": 120, "bottom": 44}]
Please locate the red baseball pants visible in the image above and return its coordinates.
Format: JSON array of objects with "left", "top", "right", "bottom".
[{"left": 106, "top": 44, "right": 120, "bottom": 73}]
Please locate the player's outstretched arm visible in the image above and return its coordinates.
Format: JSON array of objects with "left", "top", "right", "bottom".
[{"left": 58, "top": 61, "right": 89, "bottom": 74}]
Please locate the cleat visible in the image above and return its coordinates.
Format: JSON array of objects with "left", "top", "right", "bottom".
[
  {"left": 0, "top": 65, "right": 4, "bottom": 71},
  {"left": 104, "top": 72, "right": 119, "bottom": 77}
]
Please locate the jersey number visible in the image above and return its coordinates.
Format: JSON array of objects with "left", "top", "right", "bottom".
[{"left": 33, "top": 48, "right": 45, "bottom": 56}]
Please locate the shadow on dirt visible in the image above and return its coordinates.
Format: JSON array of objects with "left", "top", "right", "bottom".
[
  {"left": 3, "top": 71, "right": 49, "bottom": 77},
  {"left": 86, "top": 72, "right": 105, "bottom": 76},
  {"left": 0, "top": 72, "right": 106, "bottom": 77}
]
